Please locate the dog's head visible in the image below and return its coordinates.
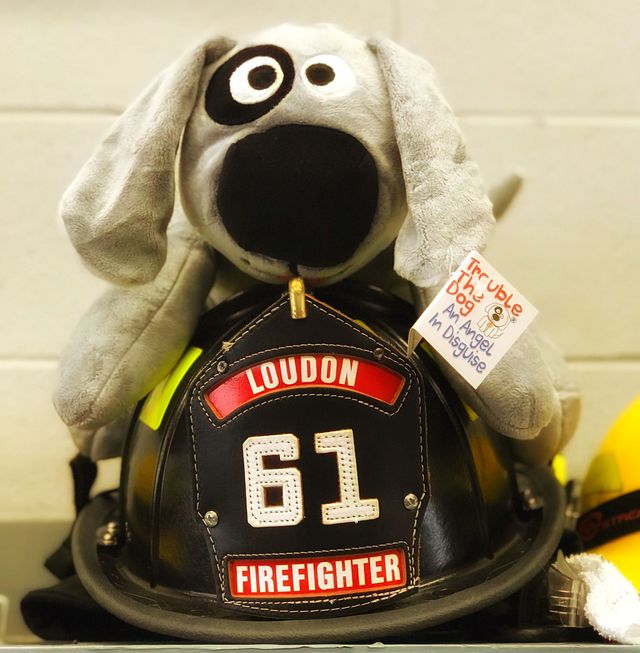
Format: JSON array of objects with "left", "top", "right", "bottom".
[
  {"left": 61, "top": 24, "right": 493, "bottom": 289},
  {"left": 485, "top": 303, "right": 510, "bottom": 328}
]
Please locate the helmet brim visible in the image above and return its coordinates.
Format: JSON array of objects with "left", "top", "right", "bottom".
[{"left": 72, "top": 464, "right": 564, "bottom": 643}]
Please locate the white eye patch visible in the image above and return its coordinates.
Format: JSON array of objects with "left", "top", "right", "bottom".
[
  {"left": 302, "top": 54, "right": 356, "bottom": 98},
  {"left": 229, "top": 56, "right": 285, "bottom": 105}
]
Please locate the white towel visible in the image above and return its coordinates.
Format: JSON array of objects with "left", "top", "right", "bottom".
[{"left": 567, "top": 553, "right": 640, "bottom": 645}]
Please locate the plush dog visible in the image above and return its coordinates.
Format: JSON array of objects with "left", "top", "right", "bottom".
[{"left": 55, "top": 23, "right": 579, "bottom": 461}]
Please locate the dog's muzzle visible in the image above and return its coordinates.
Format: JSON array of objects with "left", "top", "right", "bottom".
[{"left": 216, "top": 124, "right": 379, "bottom": 269}]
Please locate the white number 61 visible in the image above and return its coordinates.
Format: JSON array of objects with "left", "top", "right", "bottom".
[{"left": 243, "top": 429, "right": 379, "bottom": 528}]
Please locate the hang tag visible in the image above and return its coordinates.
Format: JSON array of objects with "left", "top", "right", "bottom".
[{"left": 408, "top": 251, "right": 538, "bottom": 389}]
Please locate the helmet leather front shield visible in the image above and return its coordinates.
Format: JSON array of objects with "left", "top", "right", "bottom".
[
  {"left": 189, "top": 294, "right": 427, "bottom": 615},
  {"left": 71, "top": 283, "right": 565, "bottom": 642}
]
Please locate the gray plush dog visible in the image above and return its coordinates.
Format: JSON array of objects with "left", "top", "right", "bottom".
[{"left": 55, "top": 24, "right": 579, "bottom": 461}]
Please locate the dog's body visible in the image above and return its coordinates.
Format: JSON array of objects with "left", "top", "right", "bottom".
[{"left": 55, "top": 24, "right": 579, "bottom": 461}]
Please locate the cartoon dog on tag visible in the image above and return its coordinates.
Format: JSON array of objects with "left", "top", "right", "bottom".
[{"left": 477, "top": 303, "right": 511, "bottom": 339}]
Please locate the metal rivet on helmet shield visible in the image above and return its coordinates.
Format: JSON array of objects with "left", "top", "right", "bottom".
[
  {"left": 96, "top": 521, "right": 120, "bottom": 547},
  {"left": 403, "top": 493, "right": 419, "bottom": 510},
  {"left": 373, "top": 347, "right": 384, "bottom": 360},
  {"left": 204, "top": 510, "right": 219, "bottom": 527},
  {"left": 216, "top": 360, "right": 228, "bottom": 374}
]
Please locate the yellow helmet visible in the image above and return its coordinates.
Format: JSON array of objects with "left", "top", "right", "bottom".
[{"left": 578, "top": 397, "right": 640, "bottom": 590}]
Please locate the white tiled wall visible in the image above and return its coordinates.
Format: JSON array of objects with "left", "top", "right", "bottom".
[{"left": 1, "top": 1, "right": 638, "bottom": 520}]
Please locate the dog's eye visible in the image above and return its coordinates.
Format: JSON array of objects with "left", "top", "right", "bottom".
[
  {"left": 302, "top": 55, "right": 355, "bottom": 97},
  {"left": 306, "top": 63, "right": 335, "bottom": 86},
  {"left": 229, "top": 56, "right": 284, "bottom": 105},
  {"left": 205, "top": 45, "right": 294, "bottom": 125}
]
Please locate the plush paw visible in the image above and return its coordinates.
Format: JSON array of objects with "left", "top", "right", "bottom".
[
  {"left": 54, "top": 221, "right": 215, "bottom": 458},
  {"left": 433, "top": 327, "right": 580, "bottom": 464}
]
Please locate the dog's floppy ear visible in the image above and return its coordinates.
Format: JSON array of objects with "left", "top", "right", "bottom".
[
  {"left": 369, "top": 38, "right": 494, "bottom": 288},
  {"left": 61, "top": 37, "right": 234, "bottom": 285}
]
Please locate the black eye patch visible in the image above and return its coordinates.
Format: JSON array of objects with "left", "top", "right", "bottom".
[{"left": 205, "top": 45, "right": 294, "bottom": 126}]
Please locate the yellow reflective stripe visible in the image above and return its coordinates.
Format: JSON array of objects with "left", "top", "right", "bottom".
[
  {"left": 417, "top": 341, "right": 476, "bottom": 421},
  {"left": 552, "top": 454, "right": 568, "bottom": 486},
  {"left": 420, "top": 341, "right": 435, "bottom": 359},
  {"left": 139, "top": 346, "right": 203, "bottom": 430},
  {"left": 464, "top": 404, "right": 479, "bottom": 422},
  {"left": 352, "top": 319, "right": 375, "bottom": 334}
]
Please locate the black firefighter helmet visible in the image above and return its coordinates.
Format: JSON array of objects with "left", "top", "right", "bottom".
[{"left": 71, "top": 281, "right": 565, "bottom": 642}]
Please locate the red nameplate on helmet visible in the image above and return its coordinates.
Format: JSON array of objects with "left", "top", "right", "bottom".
[
  {"left": 227, "top": 547, "right": 407, "bottom": 599},
  {"left": 207, "top": 354, "right": 405, "bottom": 419}
]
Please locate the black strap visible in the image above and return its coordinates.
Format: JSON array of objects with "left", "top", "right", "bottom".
[
  {"left": 71, "top": 453, "right": 98, "bottom": 514},
  {"left": 578, "top": 489, "right": 640, "bottom": 549},
  {"left": 43, "top": 454, "right": 98, "bottom": 580},
  {"left": 21, "top": 455, "right": 142, "bottom": 641},
  {"left": 21, "top": 576, "right": 167, "bottom": 642}
]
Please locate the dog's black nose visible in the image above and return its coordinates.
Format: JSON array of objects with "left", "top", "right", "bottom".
[{"left": 216, "top": 124, "right": 378, "bottom": 269}]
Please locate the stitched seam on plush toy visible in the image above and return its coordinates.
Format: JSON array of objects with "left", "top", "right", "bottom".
[{"left": 476, "top": 391, "right": 539, "bottom": 436}]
